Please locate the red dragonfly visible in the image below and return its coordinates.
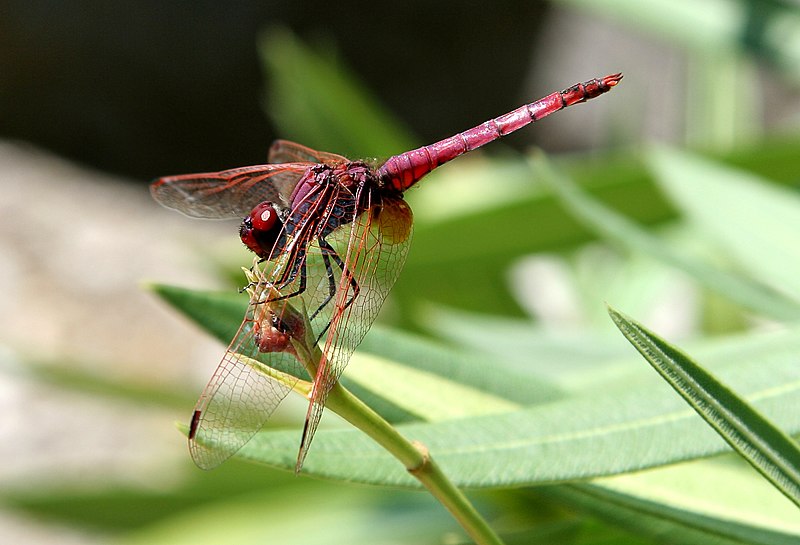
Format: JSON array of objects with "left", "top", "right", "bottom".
[{"left": 151, "top": 73, "right": 622, "bottom": 472}]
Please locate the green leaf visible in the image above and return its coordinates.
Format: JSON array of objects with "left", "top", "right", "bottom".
[
  {"left": 115, "top": 485, "right": 448, "bottom": 545},
  {"left": 235, "top": 324, "right": 800, "bottom": 486},
  {"left": 545, "top": 455, "right": 800, "bottom": 545},
  {"left": 533, "top": 153, "right": 800, "bottom": 321},
  {"left": 415, "top": 303, "right": 634, "bottom": 391},
  {"left": 150, "top": 284, "right": 800, "bottom": 489},
  {"left": 608, "top": 305, "right": 800, "bottom": 508},
  {"left": 149, "top": 284, "right": 563, "bottom": 418},
  {"left": 356, "top": 324, "right": 563, "bottom": 408},
  {"left": 259, "top": 28, "right": 416, "bottom": 158},
  {"left": 149, "top": 283, "right": 416, "bottom": 422},
  {"left": 345, "top": 352, "right": 521, "bottom": 420},
  {"left": 650, "top": 148, "right": 800, "bottom": 302},
  {"left": 147, "top": 283, "right": 247, "bottom": 349}
]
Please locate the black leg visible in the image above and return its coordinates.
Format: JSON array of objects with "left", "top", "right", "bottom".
[
  {"left": 324, "top": 241, "right": 360, "bottom": 312},
  {"left": 309, "top": 248, "right": 337, "bottom": 322},
  {"left": 251, "top": 238, "right": 361, "bottom": 345},
  {"left": 312, "top": 239, "right": 360, "bottom": 342},
  {"left": 256, "top": 250, "right": 307, "bottom": 304}
]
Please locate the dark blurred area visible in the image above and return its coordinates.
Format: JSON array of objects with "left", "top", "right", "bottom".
[{"left": 0, "top": 0, "right": 547, "bottom": 180}]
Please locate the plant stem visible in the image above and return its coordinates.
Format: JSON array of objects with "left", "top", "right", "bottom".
[
  {"left": 325, "top": 382, "right": 505, "bottom": 545},
  {"left": 284, "top": 302, "right": 504, "bottom": 544}
]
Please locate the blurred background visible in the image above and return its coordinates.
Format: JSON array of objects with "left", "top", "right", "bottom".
[{"left": 2, "top": 1, "right": 800, "bottom": 544}]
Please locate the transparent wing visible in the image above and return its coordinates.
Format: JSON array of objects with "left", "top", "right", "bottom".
[
  {"left": 268, "top": 139, "right": 348, "bottom": 165},
  {"left": 188, "top": 285, "right": 308, "bottom": 470},
  {"left": 150, "top": 163, "right": 310, "bottom": 219},
  {"left": 184, "top": 180, "right": 329, "bottom": 470},
  {"left": 187, "top": 183, "right": 412, "bottom": 471},
  {"left": 296, "top": 194, "right": 414, "bottom": 470}
]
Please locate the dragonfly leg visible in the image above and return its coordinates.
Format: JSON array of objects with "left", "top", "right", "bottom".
[
  {"left": 309, "top": 248, "right": 337, "bottom": 323},
  {"left": 311, "top": 239, "right": 360, "bottom": 342},
  {"left": 268, "top": 259, "right": 307, "bottom": 303},
  {"left": 250, "top": 250, "right": 307, "bottom": 307},
  {"left": 252, "top": 240, "right": 360, "bottom": 345},
  {"left": 324, "top": 242, "right": 360, "bottom": 312}
]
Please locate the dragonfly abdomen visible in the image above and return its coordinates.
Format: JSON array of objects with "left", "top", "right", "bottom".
[{"left": 377, "top": 73, "right": 622, "bottom": 192}]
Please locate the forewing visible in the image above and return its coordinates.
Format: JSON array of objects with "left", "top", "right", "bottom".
[
  {"left": 296, "top": 194, "right": 414, "bottom": 470},
  {"left": 150, "top": 163, "right": 310, "bottom": 219},
  {"left": 268, "top": 139, "right": 348, "bottom": 165},
  {"left": 188, "top": 287, "right": 307, "bottom": 470}
]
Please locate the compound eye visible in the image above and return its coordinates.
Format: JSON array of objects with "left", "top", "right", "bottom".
[
  {"left": 239, "top": 201, "right": 284, "bottom": 259},
  {"left": 250, "top": 201, "right": 279, "bottom": 232}
]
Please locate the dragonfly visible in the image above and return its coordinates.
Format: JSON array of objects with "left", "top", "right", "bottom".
[{"left": 151, "top": 73, "right": 622, "bottom": 472}]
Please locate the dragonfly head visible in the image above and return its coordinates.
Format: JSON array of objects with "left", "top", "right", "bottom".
[{"left": 240, "top": 201, "right": 284, "bottom": 259}]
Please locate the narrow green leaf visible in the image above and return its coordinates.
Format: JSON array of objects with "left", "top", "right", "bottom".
[
  {"left": 545, "top": 456, "right": 800, "bottom": 544},
  {"left": 236, "top": 341, "right": 800, "bottom": 487},
  {"left": 115, "top": 486, "right": 446, "bottom": 545},
  {"left": 415, "top": 303, "right": 635, "bottom": 390},
  {"left": 149, "top": 284, "right": 563, "bottom": 413},
  {"left": 650, "top": 148, "right": 800, "bottom": 302},
  {"left": 356, "top": 325, "right": 562, "bottom": 407},
  {"left": 533, "top": 153, "right": 800, "bottom": 321},
  {"left": 608, "top": 305, "right": 800, "bottom": 508},
  {"left": 147, "top": 283, "right": 246, "bottom": 348},
  {"left": 259, "top": 28, "right": 416, "bottom": 158},
  {"left": 149, "top": 283, "right": 416, "bottom": 422},
  {"left": 151, "top": 284, "right": 800, "bottom": 488},
  {"left": 345, "top": 352, "right": 521, "bottom": 420}
]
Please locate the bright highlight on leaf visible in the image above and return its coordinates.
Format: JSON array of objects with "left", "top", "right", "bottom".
[{"left": 607, "top": 305, "right": 800, "bottom": 508}]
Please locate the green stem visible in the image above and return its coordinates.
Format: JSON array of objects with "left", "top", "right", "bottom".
[
  {"left": 325, "top": 383, "right": 505, "bottom": 545},
  {"left": 278, "top": 299, "right": 504, "bottom": 544}
]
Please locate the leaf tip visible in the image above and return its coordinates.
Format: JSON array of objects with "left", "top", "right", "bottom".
[
  {"left": 175, "top": 420, "right": 190, "bottom": 437},
  {"left": 139, "top": 279, "right": 159, "bottom": 292},
  {"left": 605, "top": 302, "right": 625, "bottom": 325}
]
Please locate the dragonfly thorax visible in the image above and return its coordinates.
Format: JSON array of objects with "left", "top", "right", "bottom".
[
  {"left": 292, "top": 161, "right": 378, "bottom": 201},
  {"left": 337, "top": 161, "right": 376, "bottom": 187}
]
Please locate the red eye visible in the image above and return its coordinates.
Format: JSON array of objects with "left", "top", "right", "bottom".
[
  {"left": 250, "top": 202, "right": 278, "bottom": 232},
  {"left": 239, "top": 201, "right": 284, "bottom": 260}
]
